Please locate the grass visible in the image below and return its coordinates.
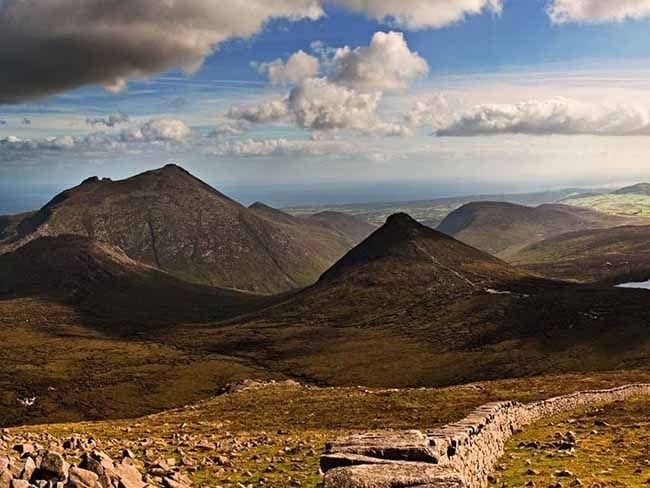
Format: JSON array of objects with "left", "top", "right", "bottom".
[
  {"left": 5, "top": 372, "right": 650, "bottom": 487},
  {"left": 496, "top": 395, "right": 650, "bottom": 487},
  {"left": 0, "top": 295, "right": 275, "bottom": 427}
]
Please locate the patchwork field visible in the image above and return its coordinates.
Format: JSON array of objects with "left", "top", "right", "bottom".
[{"left": 563, "top": 194, "right": 650, "bottom": 218}]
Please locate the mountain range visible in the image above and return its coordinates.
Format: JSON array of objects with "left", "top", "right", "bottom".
[{"left": 0, "top": 166, "right": 649, "bottom": 426}]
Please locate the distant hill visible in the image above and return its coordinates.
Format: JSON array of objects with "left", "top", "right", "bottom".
[
  {"left": 511, "top": 225, "right": 650, "bottom": 283},
  {"left": 284, "top": 187, "right": 605, "bottom": 228},
  {"left": 0, "top": 165, "right": 371, "bottom": 294},
  {"left": 561, "top": 184, "right": 650, "bottom": 218},
  {"left": 249, "top": 203, "right": 375, "bottom": 248},
  {"left": 437, "top": 202, "right": 643, "bottom": 259},
  {"left": 614, "top": 183, "right": 650, "bottom": 195},
  {"left": 300, "top": 211, "right": 376, "bottom": 247}
]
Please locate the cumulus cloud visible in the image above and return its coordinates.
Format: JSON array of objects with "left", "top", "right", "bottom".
[
  {"left": 329, "top": 32, "right": 428, "bottom": 91},
  {"left": 288, "top": 78, "right": 383, "bottom": 130},
  {"left": 327, "top": 0, "right": 502, "bottom": 29},
  {"left": 227, "top": 100, "right": 290, "bottom": 124},
  {"left": 0, "top": 117, "right": 196, "bottom": 163},
  {"left": 121, "top": 119, "right": 192, "bottom": 143},
  {"left": 228, "top": 77, "right": 411, "bottom": 135},
  {"left": 206, "top": 138, "right": 342, "bottom": 158},
  {"left": 209, "top": 122, "right": 252, "bottom": 138},
  {"left": 228, "top": 32, "right": 422, "bottom": 136},
  {"left": 86, "top": 113, "right": 130, "bottom": 128},
  {"left": 0, "top": 0, "right": 323, "bottom": 103},
  {"left": 405, "top": 94, "right": 462, "bottom": 128},
  {"left": 548, "top": 0, "right": 650, "bottom": 23},
  {"left": 436, "top": 97, "right": 650, "bottom": 137},
  {"left": 255, "top": 51, "right": 321, "bottom": 85}
]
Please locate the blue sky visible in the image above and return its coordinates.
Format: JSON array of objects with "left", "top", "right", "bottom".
[{"left": 3, "top": 0, "right": 650, "bottom": 208}]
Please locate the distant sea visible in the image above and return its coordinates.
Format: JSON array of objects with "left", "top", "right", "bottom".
[{"left": 0, "top": 180, "right": 559, "bottom": 216}]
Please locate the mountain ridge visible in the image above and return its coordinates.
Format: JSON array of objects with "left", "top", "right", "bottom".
[
  {"left": 437, "top": 201, "right": 645, "bottom": 259},
  {"left": 0, "top": 165, "right": 373, "bottom": 294}
]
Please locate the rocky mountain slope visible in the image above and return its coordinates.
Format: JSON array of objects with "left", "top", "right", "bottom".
[
  {"left": 437, "top": 202, "right": 644, "bottom": 259},
  {"left": 0, "top": 165, "right": 372, "bottom": 294}
]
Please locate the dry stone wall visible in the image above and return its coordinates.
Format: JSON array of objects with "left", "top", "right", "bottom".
[{"left": 321, "top": 383, "right": 650, "bottom": 488}]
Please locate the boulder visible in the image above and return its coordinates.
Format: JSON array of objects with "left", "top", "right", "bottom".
[
  {"left": 114, "top": 461, "right": 144, "bottom": 488},
  {"left": 67, "top": 467, "right": 100, "bottom": 488},
  {"left": 38, "top": 452, "right": 69, "bottom": 482}
]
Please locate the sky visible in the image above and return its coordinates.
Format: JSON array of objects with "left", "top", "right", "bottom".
[{"left": 3, "top": 0, "right": 650, "bottom": 208}]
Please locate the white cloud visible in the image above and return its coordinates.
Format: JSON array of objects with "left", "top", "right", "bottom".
[
  {"left": 548, "top": 0, "right": 650, "bottom": 23},
  {"left": 404, "top": 93, "right": 461, "bottom": 128},
  {"left": 209, "top": 122, "right": 251, "bottom": 137},
  {"left": 330, "top": 31, "right": 428, "bottom": 91},
  {"left": 436, "top": 97, "right": 650, "bottom": 136},
  {"left": 227, "top": 100, "right": 290, "bottom": 124},
  {"left": 86, "top": 112, "right": 130, "bottom": 128},
  {"left": 327, "top": 0, "right": 502, "bottom": 29},
  {"left": 255, "top": 51, "right": 321, "bottom": 85},
  {"left": 0, "top": 0, "right": 323, "bottom": 103},
  {"left": 288, "top": 77, "right": 383, "bottom": 130},
  {"left": 206, "top": 138, "right": 344, "bottom": 158},
  {"left": 121, "top": 119, "right": 192, "bottom": 143},
  {"left": 228, "top": 32, "right": 421, "bottom": 136},
  {"left": 226, "top": 77, "right": 409, "bottom": 134}
]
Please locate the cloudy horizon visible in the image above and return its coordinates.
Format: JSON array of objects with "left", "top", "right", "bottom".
[{"left": 3, "top": 0, "right": 650, "bottom": 204}]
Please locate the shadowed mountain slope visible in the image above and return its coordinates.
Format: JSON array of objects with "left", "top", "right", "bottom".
[
  {"left": 0, "top": 165, "right": 364, "bottom": 294},
  {"left": 172, "top": 213, "right": 650, "bottom": 388},
  {"left": 511, "top": 225, "right": 650, "bottom": 282},
  {"left": 437, "top": 202, "right": 643, "bottom": 259},
  {"left": 0, "top": 234, "right": 272, "bottom": 329}
]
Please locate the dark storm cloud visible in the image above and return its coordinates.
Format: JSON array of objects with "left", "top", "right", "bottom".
[{"left": 0, "top": 0, "right": 323, "bottom": 104}]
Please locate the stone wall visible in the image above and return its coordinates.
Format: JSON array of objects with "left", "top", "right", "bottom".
[{"left": 320, "top": 383, "right": 650, "bottom": 488}]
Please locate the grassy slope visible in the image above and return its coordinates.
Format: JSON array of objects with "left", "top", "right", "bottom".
[
  {"left": 512, "top": 225, "right": 650, "bottom": 282},
  {"left": 497, "top": 396, "right": 650, "bottom": 487},
  {"left": 0, "top": 296, "right": 278, "bottom": 427},
  {"left": 6, "top": 373, "right": 650, "bottom": 488},
  {"left": 437, "top": 202, "right": 646, "bottom": 260},
  {"left": 563, "top": 193, "right": 650, "bottom": 217}
]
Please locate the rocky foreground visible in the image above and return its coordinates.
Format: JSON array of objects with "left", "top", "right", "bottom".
[
  {"left": 0, "top": 432, "right": 192, "bottom": 488},
  {"left": 2, "top": 375, "right": 650, "bottom": 488}
]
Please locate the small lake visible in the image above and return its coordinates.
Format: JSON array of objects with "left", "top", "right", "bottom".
[{"left": 616, "top": 280, "right": 650, "bottom": 290}]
